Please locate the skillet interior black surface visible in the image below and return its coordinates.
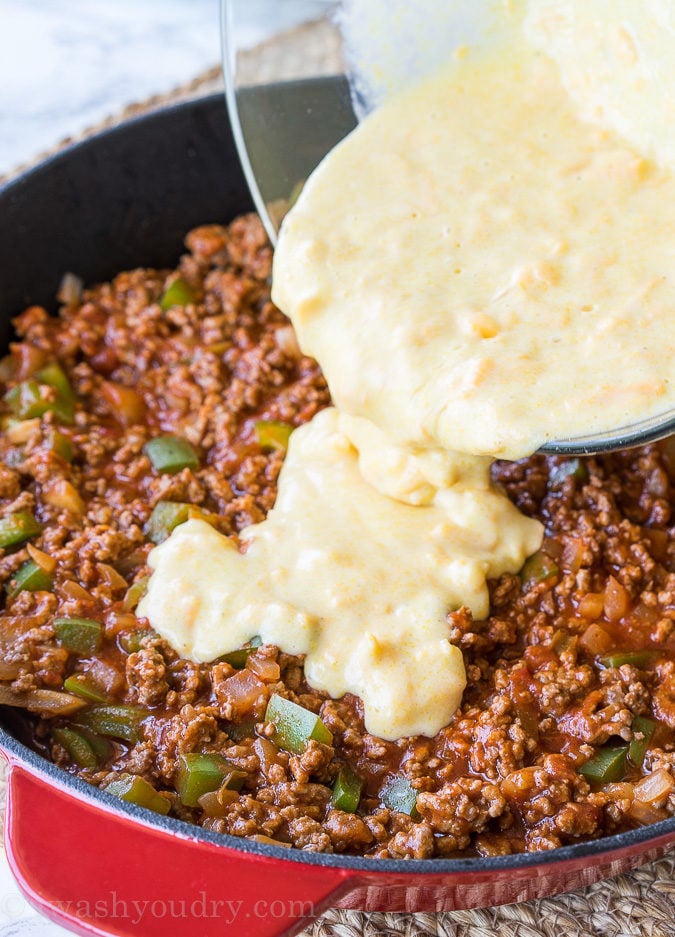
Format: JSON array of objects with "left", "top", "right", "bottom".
[
  {"left": 0, "top": 92, "right": 673, "bottom": 878},
  {"left": 0, "top": 95, "right": 251, "bottom": 330}
]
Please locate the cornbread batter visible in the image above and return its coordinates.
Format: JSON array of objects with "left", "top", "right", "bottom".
[
  {"left": 139, "top": 409, "right": 540, "bottom": 738},
  {"left": 273, "top": 40, "right": 675, "bottom": 459}
]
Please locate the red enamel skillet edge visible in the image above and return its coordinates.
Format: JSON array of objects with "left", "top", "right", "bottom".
[
  {"left": 1, "top": 731, "right": 674, "bottom": 937},
  {"left": 0, "top": 93, "right": 673, "bottom": 937}
]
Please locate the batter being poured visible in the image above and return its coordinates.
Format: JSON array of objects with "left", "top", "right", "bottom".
[{"left": 139, "top": 5, "right": 675, "bottom": 739}]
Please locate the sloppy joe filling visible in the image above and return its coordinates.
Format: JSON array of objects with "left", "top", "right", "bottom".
[{"left": 0, "top": 214, "right": 673, "bottom": 856}]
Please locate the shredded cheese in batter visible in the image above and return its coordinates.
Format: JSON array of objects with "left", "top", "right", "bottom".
[{"left": 140, "top": 3, "right": 675, "bottom": 739}]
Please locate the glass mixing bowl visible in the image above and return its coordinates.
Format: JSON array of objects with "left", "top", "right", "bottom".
[
  {"left": 221, "top": 0, "right": 352, "bottom": 240},
  {"left": 221, "top": 0, "right": 675, "bottom": 455}
]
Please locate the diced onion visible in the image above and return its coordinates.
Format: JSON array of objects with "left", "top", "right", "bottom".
[
  {"left": 604, "top": 576, "right": 629, "bottom": 622},
  {"left": 106, "top": 611, "right": 139, "bottom": 636},
  {"left": 501, "top": 766, "right": 539, "bottom": 799},
  {"left": 197, "top": 787, "right": 239, "bottom": 817},
  {"left": 248, "top": 655, "right": 281, "bottom": 682},
  {"left": 100, "top": 381, "right": 145, "bottom": 427},
  {"left": 628, "top": 800, "right": 669, "bottom": 826},
  {"left": 87, "top": 658, "right": 124, "bottom": 696},
  {"left": 26, "top": 542, "right": 57, "bottom": 574},
  {"left": 579, "top": 623, "right": 612, "bottom": 656},
  {"left": 634, "top": 768, "right": 675, "bottom": 805},
  {"left": 6, "top": 418, "right": 40, "bottom": 444},
  {"left": 0, "top": 685, "right": 86, "bottom": 717},
  {"left": 561, "top": 537, "right": 585, "bottom": 574},
  {"left": 220, "top": 668, "right": 266, "bottom": 719},
  {"left": 253, "top": 736, "right": 281, "bottom": 778},
  {"left": 577, "top": 592, "right": 605, "bottom": 619},
  {"left": 16, "top": 343, "right": 47, "bottom": 381},
  {"left": 0, "top": 661, "right": 22, "bottom": 680},
  {"left": 96, "top": 563, "right": 128, "bottom": 591},
  {"left": 646, "top": 467, "right": 669, "bottom": 497},
  {"left": 57, "top": 272, "right": 83, "bottom": 306},
  {"left": 60, "top": 580, "right": 94, "bottom": 602},
  {"left": 42, "top": 479, "right": 85, "bottom": 515},
  {"left": 630, "top": 602, "right": 659, "bottom": 626},
  {"left": 250, "top": 834, "right": 291, "bottom": 848},
  {"left": 603, "top": 781, "right": 634, "bottom": 803}
]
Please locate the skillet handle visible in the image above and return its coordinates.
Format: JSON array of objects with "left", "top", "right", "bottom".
[{"left": 3, "top": 759, "right": 361, "bottom": 937}]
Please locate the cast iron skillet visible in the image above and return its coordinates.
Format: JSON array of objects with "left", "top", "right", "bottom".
[{"left": 0, "top": 95, "right": 673, "bottom": 937}]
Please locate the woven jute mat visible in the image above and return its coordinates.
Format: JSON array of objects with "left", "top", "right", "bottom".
[{"left": 1, "top": 17, "right": 674, "bottom": 937}]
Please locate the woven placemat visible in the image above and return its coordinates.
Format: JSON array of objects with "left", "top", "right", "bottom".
[{"left": 1, "top": 17, "right": 673, "bottom": 937}]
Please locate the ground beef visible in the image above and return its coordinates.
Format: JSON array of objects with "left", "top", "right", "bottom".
[{"left": 0, "top": 214, "right": 673, "bottom": 858}]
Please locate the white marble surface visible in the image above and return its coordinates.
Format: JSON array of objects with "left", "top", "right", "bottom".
[
  {"left": 0, "top": 3, "right": 315, "bottom": 934},
  {"left": 0, "top": 0, "right": 322, "bottom": 178},
  {"left": 0, "top": 0, "right": 219, "bottom": 177}
]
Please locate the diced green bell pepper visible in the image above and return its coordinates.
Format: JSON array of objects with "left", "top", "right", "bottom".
[
  {"left": 53, "top": 617, "right": 102, "bottom": 655},
  {"left": 105, "top": 775, "right": 170, "bottom": 815},
  {"left": 628, "top": 715, "right": 657, "bottom": 767},
  {"left": 219, "top": 648, "right": 249, "bottom": 669},
  {"left": 520, "top": 550, "right": 559, "bottom": 587},
  {"left": 63, "top": 673, "right": 108, "bottom": 703},
  {"left": 76, "top": 704, "right": 147, "bottom": 743},
  {"left": 254, "top": 420, "right": 293, "bottom": 452},
  {"left": 6, "top": 559, "right": 53, "bottom": 597},
  {"left": 4, "top": 364, "right": 77, "bottom": 424},
  {"left": 176, "top": 753, "right": 246, "bottom": 807},
  {"left": 118, "top": 627, "right": 154, "bottom": 654},
  {"left": 122, "top": 575, "right": 150, "bottom": 611},
  {"left": 579, "top": 745, "right": 628, "bottom": 783},
  {"left": 144, "top": 501, "right": 192, "bottom": 544},
  {"left": 331, "top": 763, "right": 363, "bottom": 813},
  {"left": 144, "top": 435, "right": 199, "bottom": 474},
  {"left": 83, "top": 729, "right": 113, "bottom": 763},
  {"left": 225, "top": 718, "right": 256, "bottom": 742},
  {"left": 52, "top": 726, "right": 99, "bottom": 769},
  {"left": 46, "top": 428, "right": 74, "bottom": 462},
  {"left": 0, "top": 511, "right": 42, "bottom": 549},
  {"left": 36, "top": 361, "right": 77, "bottom": 423},
  {"left": 265, "top": 693, "right": 333, "bottom": 754},
  {"left": 220, "top": 636, "right": 262, "bottom": 669},
  {"left": 4, "top": 380, "right": 52, "bottom": 420},
  {"left": 551, "top": 629, "right": 574, "bottom": 654},
  {"left": 380, "top": 774, "right": 419, "bottom": 817},
  {"left": 160, "top": 278, "right": 196, "bottom": 311},
  {"left": 600, "top": 650, "right": 658, "bottom": 669}
]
